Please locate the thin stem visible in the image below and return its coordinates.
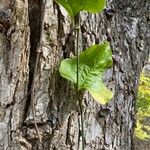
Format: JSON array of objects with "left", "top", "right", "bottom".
[
  {"left": 31, "top": 0, "right": 47, "bottom": 143},
  {"left": 78, "top": 93, "right": 84, "bottom": 150},
  {"left": 75, "top": 14, "right": 85, "bottom": 150},
  {"left": 76, "top": 26, "right": 79, "bottom": 93}
]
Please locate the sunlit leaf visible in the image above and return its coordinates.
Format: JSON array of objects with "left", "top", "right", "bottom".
[
  {"left": 59, "top": 42, "right": 113, "bottom": 104},
  {"left": 55, "top": 0, "right": 106, "bottom": 18}
]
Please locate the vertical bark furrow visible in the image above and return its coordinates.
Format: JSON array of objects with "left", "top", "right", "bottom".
[{"left": 23, "top": 0, "right": 41, "bottom": 123}]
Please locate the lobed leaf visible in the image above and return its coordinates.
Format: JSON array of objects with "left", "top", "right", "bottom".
[{"left": 59, "top": 42, "right": 113, "bottom": 104}]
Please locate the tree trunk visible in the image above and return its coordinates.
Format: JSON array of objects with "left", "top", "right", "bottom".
[{"left": 0, "top": 0, "right": 149, "bottom": 150}]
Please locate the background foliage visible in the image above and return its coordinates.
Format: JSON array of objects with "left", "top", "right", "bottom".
[{"left": 135, "top": 73, "right": 150, "bottom": 139}]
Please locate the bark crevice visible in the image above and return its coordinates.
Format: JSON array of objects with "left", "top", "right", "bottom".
[{"left": 23, "top": 0, "right": 42, "bottom": 122}]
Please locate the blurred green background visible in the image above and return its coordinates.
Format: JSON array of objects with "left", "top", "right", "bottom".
[{"left": 134, "top": 57, "right": 150, "bottom": 150}]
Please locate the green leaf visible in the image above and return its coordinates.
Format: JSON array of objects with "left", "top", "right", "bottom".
[
  {"left": 55, "top": 0, "right": 106, "bottom": 18},
  {"left": 59, "top": 42, "right": 113, "bottom": 104}
]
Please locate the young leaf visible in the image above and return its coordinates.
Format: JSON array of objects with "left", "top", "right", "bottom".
[
  {"left": 55, "top": 0, "right": 106, "bottom": 18},
  {"left": 59, "top": 42, "right": 113, "bottom": 104}
]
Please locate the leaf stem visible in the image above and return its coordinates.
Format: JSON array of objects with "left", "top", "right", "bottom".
[{"left": 74, "top": 14, "right": 85, "bottom": 150}]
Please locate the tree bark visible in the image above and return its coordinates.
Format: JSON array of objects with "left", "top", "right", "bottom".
[{"left": 0, "top": 0, "right": 149, "bottom": 150}]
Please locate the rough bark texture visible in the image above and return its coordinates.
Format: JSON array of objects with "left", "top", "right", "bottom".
[{"left": 0, "top": 0, "right": 149, "bottom": 150}]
